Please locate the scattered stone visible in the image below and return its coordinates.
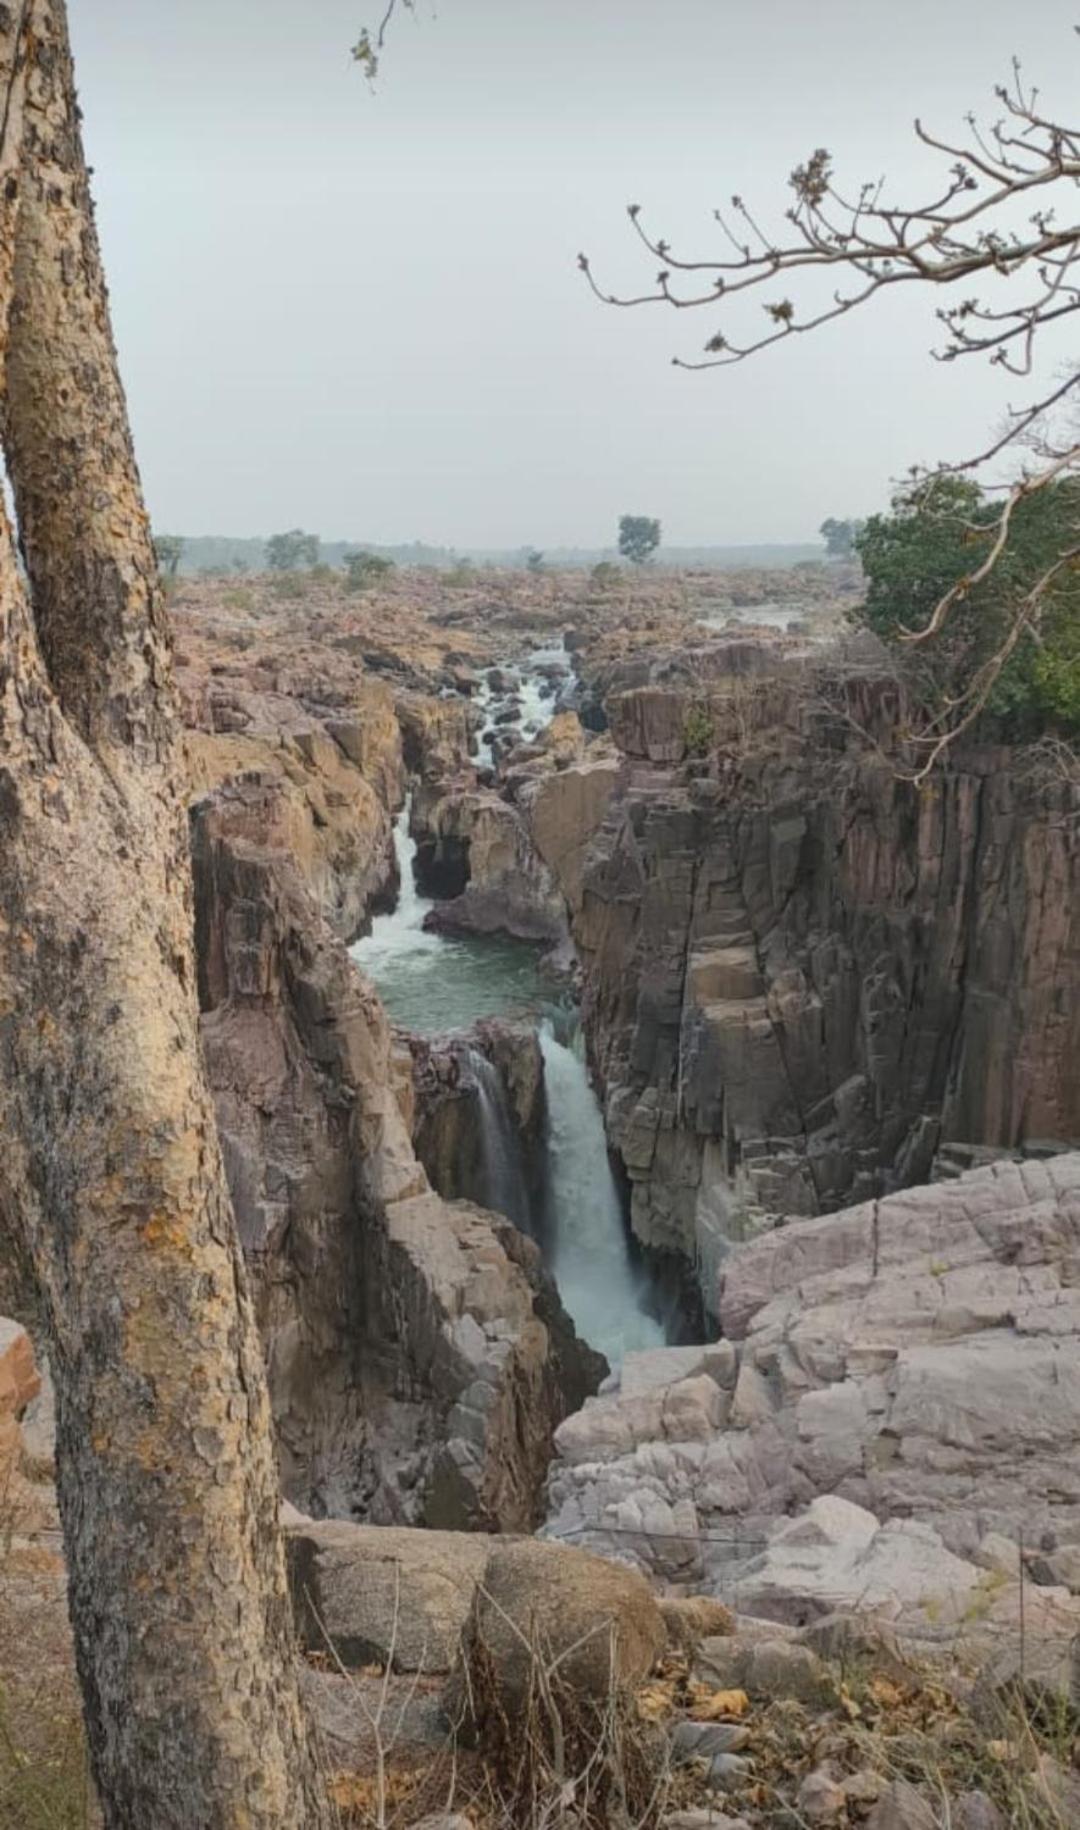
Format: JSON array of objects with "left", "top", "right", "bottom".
[
  {"left": 974, "top": 1533, "right": 1021, "bottom": 1578},
  {"left": 954, "top": 1792, "right": 1006, "bottom": 1830},
  {"left": 866, "top": 1780, "right": 936, "bottom": 1829},
  {"left": 696, "top": 1636, "right": 838, "bottom": 1709},
  {"left": 1025, "top": 1543, "right": 1080, "bottom": 1591},
  {"left": 670, "top": 1720, "right": 750, "bottom": 1759},
  {"left": 708, "top": 1752, "right": 751, "bottom": 1790},
  {"left": 798, "top": 1611, "right": 910, "bottom": 1681},
  {"left": 842, "top": 1770, "right": 885, "bottom": 1807},
  {"left": 660, "top": 1595, "right": 735, "bottom": 1652},
  {"left": 972, "top": 1635, "right": 1080, "bottom": 1724},
  {"left": 796, "top": 1765, "right": 847, "bottom": 1823},
  {"left": 409, "top": 1816, "right": 475, "bottom": 1830},
  {"left": 663, "top": 1812, "right": 750, "bottom": 1830},
  {"left": 738, "top": 1498, "right": 982, "bottom": 1628}
]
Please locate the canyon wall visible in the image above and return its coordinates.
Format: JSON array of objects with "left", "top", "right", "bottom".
[
  {"left": 191, "top": 778, "right": 601, "bottom": 1529},
  {"left": 531, "top": 650, "right": 1080, "bottom": 1290}
]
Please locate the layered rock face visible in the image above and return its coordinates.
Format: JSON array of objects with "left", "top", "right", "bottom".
[
  {"left": 545, "top": 1154, "right": 1080, "bottom": 1589},
  {"left": 192, "top": 778, "right": 600, "bottom": 1528},
  {"left": 416, "top": 787, "right": 567, "bottom": 944},
  {"left": 567, "top": 654, "right": 1080, "bottom": 1266},
  {"left": 184, "top": 668, "right": 406, "bottom": 942}
]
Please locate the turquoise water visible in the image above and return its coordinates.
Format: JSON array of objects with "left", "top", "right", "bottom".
[{"left": 350, "top": 807, "right": 547, "bottom": 1034}]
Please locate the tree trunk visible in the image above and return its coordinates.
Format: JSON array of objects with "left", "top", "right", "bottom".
[{"left": 0, "top": 6, "right": 333, "bottom": 1823}]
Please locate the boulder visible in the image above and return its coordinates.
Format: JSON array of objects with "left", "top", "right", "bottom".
[
  {"left": 670, "top": 1721, "right": 749, "bottom": 1760},
  {"left": 417, "top": 789, "right": 566, "bottom": 943},
  {"left": 450, "top": 1537, "right": 666, "bottom": 1735},
  {"left": 287, "top": 1521, "right": 491, "bottom": 1673},
  {"left": 662, "top": 1814, "right": 750, "bottom": 1830},
  {"left": 737, "top": 1499, "right": 982, "bottom": 1630}
]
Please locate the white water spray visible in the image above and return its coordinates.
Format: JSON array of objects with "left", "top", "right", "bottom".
[
  {"left": 539, "top": 1020, "right": 664, "bottom": 1364},
  {"left": 467, "top": 1047, "right": 531, "bottom": 1232}
]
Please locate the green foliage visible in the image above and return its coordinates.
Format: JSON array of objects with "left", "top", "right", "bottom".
[
  {"left": 618, "top": 515, "right": 661, "bottom": 565},
  {"left": 819, "top": 516, "right": 863, "bottom": 558},
  {"left": 524, "top": 548, "right": 545, "bottom": 574},
  {"left": 223, "top": 587, "right": 254, "bottom": 613},
  {"left": 152, "top": 532, "right": 184, "bottom": 578},
  {"left": 590, "top": 560, "right": 621, "bottom": 590},
  {"left": 343, "top": 549, "right": 395, "bottom": 592},
  {"left": 270, "top": 573, "right": 308, "bottom": 603},
  {"left": 444, "top": 561, "right": 477, "bottom": 588},
  {"left": 854, "top": 475, "right": 1080, "bottom": 740},
  {"left": 265, "top": 529, "right": 320, "bottom": 571},
  {"left": 683, "top": 702, "right": 714, "bottom": 756}
]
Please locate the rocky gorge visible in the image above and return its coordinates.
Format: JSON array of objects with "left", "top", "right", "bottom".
[
  {"left": 5, "top": 560, "right": 1079, "bottom": 1827},
  {"left": 167, "top": 571, "right": 1080, "bottom": 1525}
]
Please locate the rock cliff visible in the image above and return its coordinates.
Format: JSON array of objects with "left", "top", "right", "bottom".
[
  {"left": 192, "top": 777, "right": 600, "bottom": 1528},
  {"left": 183, "top": 662, "right": 407, "bottom": 941},
  {"left": 560, "top": 648, "right": 1080, "bottom": 1270}
]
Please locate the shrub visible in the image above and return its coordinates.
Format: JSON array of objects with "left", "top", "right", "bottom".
[
  {"left": 683, "top": 702, "right": 714, "bottom": 757},
  {"left": 343, "top": 549, "right": 395, "bottom": 592}
]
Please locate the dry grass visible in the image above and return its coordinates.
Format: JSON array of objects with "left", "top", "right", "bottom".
[{"left": 0, "top": 1471, "right": 93, "bottom": 1830}]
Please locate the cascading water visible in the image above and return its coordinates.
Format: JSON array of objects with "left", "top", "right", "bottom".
[
  {"left": 539, "top": 1020, "right": 664, "bottom": 1363},
  {"left": 353, "top": 644, "right": 669, "bottom": 1365},
  {"left": 469, "top": 639, "right": 569, "bottom": 769},
  {"left": 466, "top": 1047, "right": 532, "bottom": 1232}
]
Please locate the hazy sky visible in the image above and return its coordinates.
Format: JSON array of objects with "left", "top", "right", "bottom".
[{"left": 70, "top": 0, "right": 1080, "bottom": 549}]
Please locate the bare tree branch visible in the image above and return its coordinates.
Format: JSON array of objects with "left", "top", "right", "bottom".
[
  {"left": 352, "top": 0, "right": 416, "bottom": 80},
  {"left": 582, "top": 43, "right": 1080, "bottom": 770}
]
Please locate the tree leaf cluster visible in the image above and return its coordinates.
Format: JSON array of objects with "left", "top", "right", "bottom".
[{"left": 855, "top": 476, "right": 1080, "bottom": 740}]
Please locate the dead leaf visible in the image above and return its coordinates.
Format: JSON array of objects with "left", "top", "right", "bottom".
[
  {"left": 636, "top": 1681, "right": 678, "bottom": 1722},
  {"left": 689, "top": 1687, "right": 750, "bottom": 1721}
]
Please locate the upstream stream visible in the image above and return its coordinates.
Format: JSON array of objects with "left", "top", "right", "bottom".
[{"left": 352, "top": 652, "right": 665, "bottom": 1364}]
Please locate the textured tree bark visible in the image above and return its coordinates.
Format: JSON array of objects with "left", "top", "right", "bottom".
[{"left": 0, "top": 5, "right": 333, "bottom": 1824}]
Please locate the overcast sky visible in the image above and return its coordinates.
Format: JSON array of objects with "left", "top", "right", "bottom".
[{"left": 69, "top": 0, "right": 1080, "bottom": 549}]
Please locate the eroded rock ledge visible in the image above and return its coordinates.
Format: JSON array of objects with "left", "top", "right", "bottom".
[{"left": 545, "top": 1153, "right": 1080, "bottom": 1584}]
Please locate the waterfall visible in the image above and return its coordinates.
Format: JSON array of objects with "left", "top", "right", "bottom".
[
  {"left": 352, "top": 797, "right": 443, "bottom": 973},
  {"left": 466, "top": 1048, "right": 532, "bottom": 1232},
  {"left": 539, "top": 1019, "right": 664, "bottom": 1364},
  {"left": 353, "top": 775, "right": 671, "bottom": 1365}
]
